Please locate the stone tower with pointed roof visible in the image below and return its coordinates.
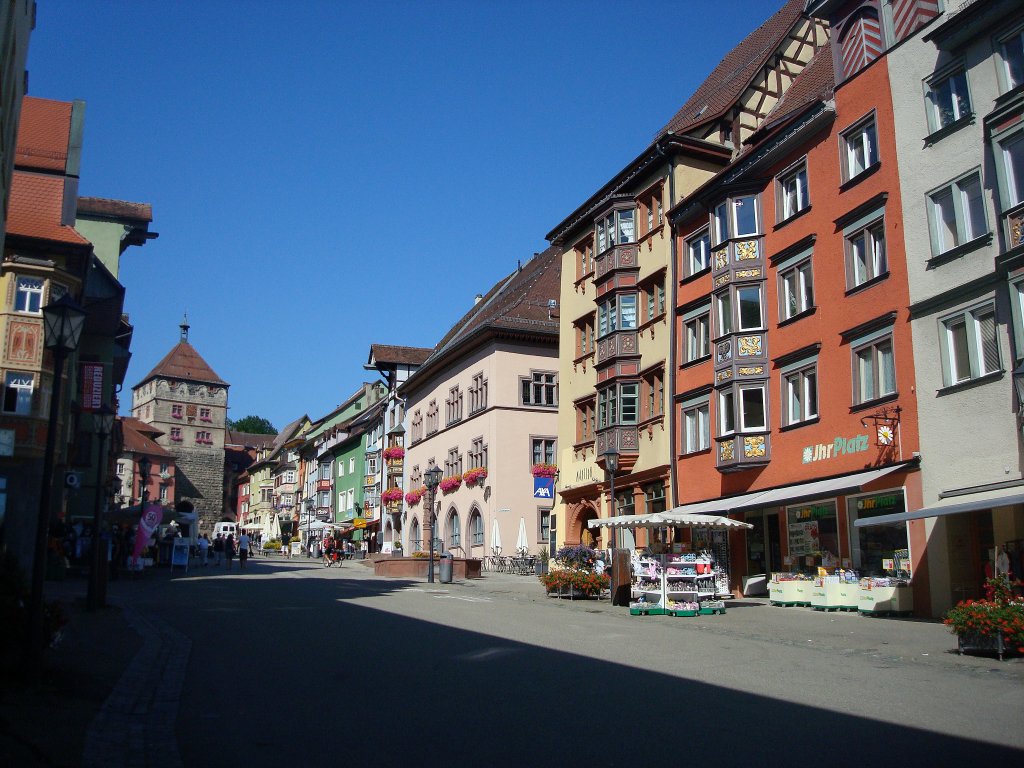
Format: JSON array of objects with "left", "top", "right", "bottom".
[{"left": 131, "top": 316, "right": 229, "bottom": 532}]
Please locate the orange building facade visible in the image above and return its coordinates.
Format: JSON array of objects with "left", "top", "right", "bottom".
[{"left": 670, "top": 31, "right": 931, "bottom": 611}]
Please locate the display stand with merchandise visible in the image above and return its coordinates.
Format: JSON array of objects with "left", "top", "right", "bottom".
[
  {"left": 810, "top": 570, "right": 860, "bottom": 611},
  {"left": 858, "top": 576, "right": 913, "bottom": 616},
  {"left": 769, "top": 572, "right": 813, "bottom": 606},
  {"left": 631, "top": 553, "right": 726, "bottom": 617}
]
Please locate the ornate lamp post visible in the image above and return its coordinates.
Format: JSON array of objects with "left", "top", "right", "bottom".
[
  {"left": 305, "top": 495, "right": 316, "bottom": 556},
  {"left": 601, "top": 447, "right": 620, "bottom": 550},
  {"left": 27, "top": 295, "right": 87, "bottom": 667},
  {"left": 138, "top": 455, "right": 152, "bottom": 511},
  {"left": 423, "top": 465, "right": 443, "bottom": 583},
  {"left": 87, "top": 404, "right": 116, "bottom": 611}
]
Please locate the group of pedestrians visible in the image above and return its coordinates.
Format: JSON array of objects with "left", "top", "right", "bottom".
[{"left": 195, "top": 531, "right": 252, "bottom": 570}]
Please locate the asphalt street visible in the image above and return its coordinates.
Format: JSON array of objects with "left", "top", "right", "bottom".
[{"left": 92, "top": 557, "right": 1024, "bottom": 767}]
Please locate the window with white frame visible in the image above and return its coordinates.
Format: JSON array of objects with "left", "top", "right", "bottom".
[
  {"left": 732, "top": 195, "right": 759, "bottom": 237},
  {"left": 739, "top": 385, "right": 767, "bottom": 432},
  {"left": 778, "top": 162, "right": 809, "bottom": 221},
  {"left": 596, "top": 208, "right": 635, "bottom": 253},
  {"left": 719, "top": 389, "right": 735, "bottom": 436},
  {"left": 928, "top": 172, "right": 987, "bottom": 255},
  {"left": 14, "top": 277, "right": 43, "bottom": 313},
  {"left": 841, "top": 115, "right": 879, "bottom": 182},
  {"left": 686, "top": 227, "right": 711, "bottom": 275},
  {"left": 998, "top": 27, "right": 1024, "bottom": 93},
  {"left": 736, "top": 284, "right": 763, "bottom": 331},
  {"left": 321, "top": 463, "right": 332, "bottom": 480},
  {"left": 337, "top": 460, "right": 345, "bottom": 477},
  {"left": 521, "top": 371, "right": 557, "bottom": 406},
  {"left": 349, "top": 457, "right": 355, "bottom": 474},
  {"left": 852, "top": 334, "right": 896, "bottom": 404},
  {"left": 846, "top": 217, "right": 887, "bottom": 289},
  {"left": 999, "top": 131, "right": 1024, "bottom": 208},
  {"left": 783, "top": 361, "right": 818, "bottom": 426},
  {"left": 940, "top": 303, "right": 1000, "bottom": 386},
  {"left": 779, "top": 257, "right": 814, "bottom": 321},
  {"left": 683, "top": 306, "right": 711, "bottom": 363},
  {"left": 2, "top": 372, "right": 33, "bottom": 414},
  {"left": 681, "top": 396, "right": 711, "bottom": 454},
  {"left": 712, "top": 201, "right": 729, "bottom": 245},
  {"left": 926, "top": 66, "right": 971, "bottom": 133},
  {"left": 531, "top": 438, "right": 556, "bottom": 466},
  {"left": 716, "top": 291, "right": 733, "bottom": 337}
]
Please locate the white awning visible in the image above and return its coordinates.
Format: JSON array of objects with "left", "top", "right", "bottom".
[
  {"left": 589, "top": 512, "right": 752, "bottom": 530},
  {"left": 664, "top": 464, "right": 908, "bottom": 517},
  {"left": 855, "top": 485, "right": 1024, "bottom": 528}
]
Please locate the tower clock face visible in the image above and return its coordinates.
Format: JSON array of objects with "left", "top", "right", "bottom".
[{"left": 877, "top": 425, "right": 894, "bottom": 445}]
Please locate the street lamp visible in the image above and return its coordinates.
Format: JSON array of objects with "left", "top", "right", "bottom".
[
  {"left": 87, "top": 404, "right": 116, "bottom": 611},
  {"left": 27, "top": 294, "right": 87, "bottom": 667},
  {"left": 602, "top": 447, "right": 620, "bottom": 550},
  {"left": 423, "top": 465, "right": 443, "bottom": 583},
  {"left": 138, "top": 455, "right": 151, "bottom": 510}
]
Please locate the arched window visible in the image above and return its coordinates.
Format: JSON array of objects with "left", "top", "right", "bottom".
[
  {"left": 469, "top": 507, "right": 484, "bottom": 547},
  {"left": 410, "top": 517, "right": 421, "bottom": 552},
  {"left": 447, "top": 508, "right": 461, "bottom": 548}
]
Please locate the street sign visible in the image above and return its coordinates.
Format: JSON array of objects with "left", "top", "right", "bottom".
[
  {"left": 353, "top": 517, "right": 366, "bottom": 529},
  {"left": 533, "top": 477, "right": 554, "bottom": 499}
]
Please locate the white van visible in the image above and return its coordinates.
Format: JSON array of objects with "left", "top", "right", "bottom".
[{"left": 213, "top": 522, "right": 237, "bottom": 540}]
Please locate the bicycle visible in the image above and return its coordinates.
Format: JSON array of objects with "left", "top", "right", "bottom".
[{"left": 322, "top": 550, "right": 343, "bottom": 567}]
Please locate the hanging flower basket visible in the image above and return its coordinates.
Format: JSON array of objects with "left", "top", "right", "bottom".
[
  {"left": 381, "top": 487, "right": 404, "bottom": 505},
  {"left": 404, "top": 489, "right": 423, "bottom": 506},
  {"left": 439, "top": 474, "right": 462, "bottom": 494},
  {"left": 383, "top": 446, "right": 405, "bottom": 462},
  {"left": 463, "top": 467, "right": 488, "bottom": 486},
  {"left": 531, "top": 463, "right": 557, "bottom": 478}
]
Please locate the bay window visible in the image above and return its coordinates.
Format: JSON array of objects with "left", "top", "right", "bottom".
[
  {"left": 598, "top": 381, "right": 640, "bottom": 428},
  {"left": 598, "top": 293, "right": 638, "bottom": 337},
  {"left": 596, "top": 208, "right": 635, "bottom": 253}
]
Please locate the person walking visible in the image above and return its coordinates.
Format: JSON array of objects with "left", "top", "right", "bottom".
[
  {"left": 213, "top": 533, "right": 224, "bottom": 566},
  {"left": 225, "top": 533, "right": 236, "bottom": 571},
  {"left": 198, "top": 534, "right": 210, "bottom": 567},
  {"left": 238, "top": 531, "right": 250, "bottom": 570}
]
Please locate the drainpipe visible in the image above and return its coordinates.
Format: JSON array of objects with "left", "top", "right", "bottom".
[{"left": 661, "top": 137, "right": 680, "bottom": 510}]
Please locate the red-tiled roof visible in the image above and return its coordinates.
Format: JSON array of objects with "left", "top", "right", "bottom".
[
  {"left": 120, "top": 417, "right": 173, "bottom": 457},
  {"left": 15, "top": 96, "right": 73, "bottom": 172},
  {"left": 367, "top": 344, "right": 433, "bottom": 367},
  {"left": 6, "top": 171, "right": 91, "bottom": 244},
  {"left": 658, "top": 0, "right": 806, "bottom": 138},
  {"left": 138, "top": 341, "right": 227, "bottom": 387},
  {"left": 408, "top": 247, "right": 560, "bottom": 387},
  {"left": 78, "top": 196, "right": 153, "bottom": 222}
]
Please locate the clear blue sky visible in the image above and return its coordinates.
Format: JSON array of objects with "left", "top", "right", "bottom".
[{"left": 29, "top": 0, "right": 776, "bottom": 432}]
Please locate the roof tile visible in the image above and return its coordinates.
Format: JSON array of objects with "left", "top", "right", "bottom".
[{"left": 138, "top": 341, "right": 228, "bottom": 387}]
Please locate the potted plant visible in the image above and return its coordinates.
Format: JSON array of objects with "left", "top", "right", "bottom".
[
  {"left": 531, "top": 463, "right": 557, "bottom": 478},
  {"left": 538, "top": 545, "right": 606, "bottom": 597},
  {"left": 534, "top": 547, "right": 550, "bottom": 576},
  {"left": 944, "top": 576, "right": 1024, "bottom": 660},
  {"left": 404, "top": 489, "right": 423, "bottom": 506}
]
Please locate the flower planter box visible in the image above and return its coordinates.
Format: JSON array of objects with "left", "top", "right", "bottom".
[{"left": 957, "top": 631, "right": 1008, "bottom": 661}]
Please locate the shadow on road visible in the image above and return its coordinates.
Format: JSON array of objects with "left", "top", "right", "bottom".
[{"left": 130, "top": 565, "right": 1024, "bottom": 767}]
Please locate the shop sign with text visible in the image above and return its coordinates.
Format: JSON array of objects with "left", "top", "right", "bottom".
[{"left": 802, "top": 434, "right": 869, "bottom": 464}]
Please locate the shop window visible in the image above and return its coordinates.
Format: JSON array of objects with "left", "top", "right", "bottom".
[
  {"left": 927, "top": 171, "right": 987, "bottom": 256},
  {"left": 939, "top": 302, "right": 1001, "bottom": 387},
  {"left": 846, "top": 492, "right": 909, "bottom": 574},
  {"left": 840, "top": 114, "right": 879, "bottom": 183},
  {"left": 787, "top": 501, "right": 838, "bottom": 566}
]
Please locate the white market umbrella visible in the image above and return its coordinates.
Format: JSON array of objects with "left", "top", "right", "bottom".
[
  {"left": 516, "top": 517, "right": 528, "bottom": 552},
  {"left": 589, "top": 511, "right": 752, "bottom": 530},
  {"left": 491, "top": 520, "right": 502, "bottom": 552}
]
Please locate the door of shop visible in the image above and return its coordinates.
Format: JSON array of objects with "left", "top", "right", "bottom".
[
  {"left": 745, "top": 510, "right": 780, "bottom": 576},
  {"left": 947, "top": 510, "right": 994, "bottom": 602}
]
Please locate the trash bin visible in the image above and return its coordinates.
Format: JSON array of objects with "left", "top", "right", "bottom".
[{"left": 439, "top": 552, "right": 454, "bottom": 583}]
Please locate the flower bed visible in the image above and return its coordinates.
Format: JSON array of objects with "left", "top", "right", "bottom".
[
  {"left": 439, "top": 474, "right": 462, "bottom": 494},
  {"left": 531, "top": 463, "right": 557, "bottom": 478},
  {"left": 944, "top": 577, "right": 1024, "bottom": 661}
]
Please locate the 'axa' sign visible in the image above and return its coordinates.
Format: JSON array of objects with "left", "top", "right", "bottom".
[{"left": 534, "top": 477, "right": 555, "bottom": 499}]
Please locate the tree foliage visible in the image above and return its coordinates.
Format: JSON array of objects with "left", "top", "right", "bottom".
[{"left": 227, "top": 415, "right": 277, "bottom": 434}]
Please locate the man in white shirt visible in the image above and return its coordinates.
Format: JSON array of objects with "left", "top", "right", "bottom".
[{"left": 238, "top": 532, "right": 251, "bottom": 570}]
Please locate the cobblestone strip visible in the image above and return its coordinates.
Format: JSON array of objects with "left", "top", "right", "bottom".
[{"left": 82, "top": 606, "right": 191, "bottom": 768}]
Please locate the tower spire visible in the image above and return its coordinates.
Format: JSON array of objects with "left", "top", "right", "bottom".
[{"left": 180, "top": 313, "right": 190, "bottom": 342}]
